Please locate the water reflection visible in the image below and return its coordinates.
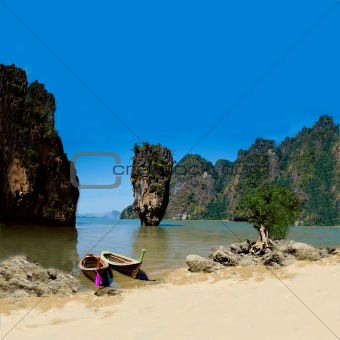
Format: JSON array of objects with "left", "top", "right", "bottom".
[
  {"left": 131, "top": 221, "right": 259, "bottom": 274},
  {"left": 0, "top": 223, "right": 78, "bottom": 274},
  {"left": 1, "top": 218, "right": 340, "bottom": 290},
  {"left": 133, "top": 226, "right": 170, "bottom": 274}
]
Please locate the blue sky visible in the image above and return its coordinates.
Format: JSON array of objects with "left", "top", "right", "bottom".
[{"left": 1, "top": 1, "right": 340, "bottom": 213}]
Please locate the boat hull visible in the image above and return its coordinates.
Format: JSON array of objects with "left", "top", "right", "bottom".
[
  {"left": 101, "top": 251, "right": 143, "bottom": 279},
  {"left": 79, "top": 253, "right": 110, "bottom": 285}
]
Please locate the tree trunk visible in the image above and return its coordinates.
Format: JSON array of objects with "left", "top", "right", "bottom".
[{"left": 250, "top": 224, "right": 269, "bottom": 255}]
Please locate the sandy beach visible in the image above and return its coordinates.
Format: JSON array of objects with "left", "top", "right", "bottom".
[{"left": 1, "top": 255, "right": 340, "bottom": 340}]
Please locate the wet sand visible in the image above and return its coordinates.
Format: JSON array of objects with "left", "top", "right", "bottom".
[{"left": 1, "top": 255, "right": 340, "bottom": 340}]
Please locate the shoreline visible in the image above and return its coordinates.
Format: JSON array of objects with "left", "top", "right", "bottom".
[{"left": 1, "top": 254, "right": 340, "bottom": 339}]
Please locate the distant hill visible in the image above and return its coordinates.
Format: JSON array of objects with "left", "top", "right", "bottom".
[
  {"left": 165, "top": 115, "right": 340, "bottom": 226},
  {"left": 120, "top": 205, "right": 138, "bottom": 219},
  {"left": 77, "top": 210, "right": 120, "bottom": 219}
]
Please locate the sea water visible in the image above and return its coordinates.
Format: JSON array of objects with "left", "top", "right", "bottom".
[{"left": 1, "top": 218, "right": 339, "bottom": 288}]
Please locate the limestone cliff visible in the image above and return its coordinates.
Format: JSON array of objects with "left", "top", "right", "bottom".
[
  {"left": 166, "top": 115, "right": 339, "bottom": 225},
  {"left": 131, "top": 142, "right": 173, "bottom": 226},
  {"left": 0, "top": 64, "right": 79, "bottom": 225},
  {"left": 165, "top": 154, "right": 217, "bottom": 220},
  {"left": 120, "top": 204, "right": 138, "bottom": 219},
  {"left": 225, "top": 138, "right": 279, "bottom": 218},
  {"left": 276, "top": 115, "right": 339, "bottom": 225}
]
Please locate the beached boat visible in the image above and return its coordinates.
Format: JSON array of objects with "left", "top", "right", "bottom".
[
  {"left": 79, "top": 253, "right": 110, "bottom": 286},
  {"left": 101, "top": 249, "right": 146, "bottom": 279}
]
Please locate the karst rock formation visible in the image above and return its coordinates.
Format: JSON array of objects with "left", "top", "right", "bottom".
[{"left": 131, "top": 143, "right": 173, "bottom": 226}]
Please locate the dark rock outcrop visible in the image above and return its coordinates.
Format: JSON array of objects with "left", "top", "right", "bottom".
[
  {"left": 212, "top": 246, "right": 240, "bottom": 266},
  {"left": 94, "top": 287, "right": 121, "bottom": 297},
  {"left": 186, "top": 254, "right": 223, "bottom": 273},
  {"left": 187, "top": 240, "right": 338, "bottom": 272},
  {"left": 131, "top": 143, "right": 173, "bottom": 226},
  {"left": 0, "top": 64, "right": 79, "bottom": 225},
  {"left": 0, "top": 256, "right": 79, "bottom": 298}
]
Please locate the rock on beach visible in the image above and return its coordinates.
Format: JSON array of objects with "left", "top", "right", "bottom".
[
  {"left": 0, "top": 256, "right": 79, "bottom": 298},
  {"left": 186, "top": 240, "right": 338, "bottom": 272},
  {"left": 186, "top": 254, "right": 223, "bottom": 273}
]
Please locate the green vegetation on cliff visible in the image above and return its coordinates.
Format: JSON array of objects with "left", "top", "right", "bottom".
[
  {"left": 165, "top": 154, "right": 217, "bottom": 219},
  {"left": 0, "top": 64, "right": 79, "bottom": 225},
  {"left": 120, "top": 205, "right": 138, "bottom": 219},
  {"left": 166, "top": 115, "right": 339, "bottom": 225},
  {"left": 131, "top": 142, "right": 173, "bottom": 226},
  {"left": 277, "top": 116, "right": 339, "bottom": 225},
  {"left": 132, "top": 142, "right": 173, "bottom": 184}
]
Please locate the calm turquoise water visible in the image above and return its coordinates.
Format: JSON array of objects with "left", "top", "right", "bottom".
[{"left": 1, "top": 218, "right": 339, "bottom": 288}]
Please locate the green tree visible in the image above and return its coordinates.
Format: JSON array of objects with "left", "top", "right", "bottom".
[{"left": 242, "top": 185, "right": 300, "bottom": 253}]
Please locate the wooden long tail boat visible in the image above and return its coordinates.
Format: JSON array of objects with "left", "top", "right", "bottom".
[
  {"left": 101, "top": 249, "right": 146, "bottom": 279},
  {"left": 79, "top": 253, "right": 110, "bottom": 286}
]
